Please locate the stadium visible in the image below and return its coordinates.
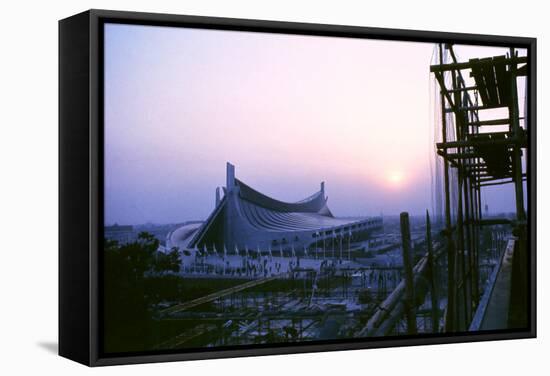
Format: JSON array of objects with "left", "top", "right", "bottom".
[{"left": 167, "top": 163, "right": 383, "bottom": 256}]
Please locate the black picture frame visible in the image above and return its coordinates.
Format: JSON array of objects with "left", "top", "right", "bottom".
[{"left": 59, "top": 9, "right": 537, "bottom": 366}]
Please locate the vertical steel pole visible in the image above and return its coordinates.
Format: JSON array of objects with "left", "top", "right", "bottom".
[
  {"left": 452, "top": 65, "right": 470, "bottom": 327},
  {"left": 439, "top": 44, "right": 456, "bottom": 332},
  {"left": 426, "top": 211, "right": 440, "bottom": 332},
  {"left": 509, "top": 48, "right": 526, "bottom": 222},
  {"left": 400, "top": 212, "right": 417, "bottom": 335}
]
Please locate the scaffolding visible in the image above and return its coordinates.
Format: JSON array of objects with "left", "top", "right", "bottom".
[{"left": 430, "top": 44, "right": 528, "bottom": 331}]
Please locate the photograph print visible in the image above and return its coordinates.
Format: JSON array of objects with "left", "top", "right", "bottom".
[{"left": 102, "top": 22, "right": 531, "bottom": 354}]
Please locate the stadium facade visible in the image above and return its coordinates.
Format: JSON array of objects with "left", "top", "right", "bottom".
[{"left": 168, "top": 163, "right": 383, "bottom": 254}]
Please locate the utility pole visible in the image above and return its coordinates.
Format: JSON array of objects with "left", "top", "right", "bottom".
[{"left": 400, "top": 212, "right": 417, "bottom": 335}]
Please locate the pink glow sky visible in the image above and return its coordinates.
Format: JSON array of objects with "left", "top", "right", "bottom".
[{"left": 104, "top": 23, "right": 526, "bottom": 225}]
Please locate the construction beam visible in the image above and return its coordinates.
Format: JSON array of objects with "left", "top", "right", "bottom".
[
  {"left": 477, "top": 178, "right": 525, "bottom": 188},
  {"left": 426, "top": 211, "right": 440, "bottom": 333},
  {"left": 434, "top": 72, "right": 458, "bottom": 112},
  {"left": 437, "top": 136, "right": 521, "bottom": 149},
  {"left": 400, "top": 212, "right": 417, "bottom": 335},
  {"left": 357, "top": 256, "right": 429, "bottom": 337},
  {"left": 446, "top": 104, "right": 508, "bottom": 112},
  {"left": 438, "top": 151, "right": 482, "bottom": 160},
  {"left": 161, "top": 273, "right": 289, "bottom": 315},
  {"left": 444, "top": 85, "right": 477, "bottom": 94},
  {"left": 438, "top": 44, "right": 456, "bottom": 333},
  {"left": 430, "top": 56, "right": 527, "bottom": 73},
  {"left": 478, "top": 176, "right": 515, "bottom": 183},
  {"left": 467, "top": 118, "right": 510, "bottom": 127},
  {"left": 448, "top": 44, "right": 477, "bottom": 109}
]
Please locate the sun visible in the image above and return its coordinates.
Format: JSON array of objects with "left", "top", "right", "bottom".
[{"left": 386, "top": 170, "right": 404, "bottom": 187}]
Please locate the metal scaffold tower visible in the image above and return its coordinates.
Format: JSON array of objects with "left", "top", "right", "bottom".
[{"left": 430, "top": 44, "right": 528, "bottom": 331}]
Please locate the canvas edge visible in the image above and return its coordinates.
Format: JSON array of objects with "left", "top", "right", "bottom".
[
  {"left": 57, "top": 8, "right": 538, "bottom": 367},
  {"left": 59, "top": 9, "right": 93, "bottom": 366}
]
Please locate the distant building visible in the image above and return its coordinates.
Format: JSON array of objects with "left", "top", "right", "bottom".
[
  {"left": 169, "top": 163, "right": 383, "bottom": 254},
  {"left": 104, "top": 224, "right": 134, "bottom": 244}
]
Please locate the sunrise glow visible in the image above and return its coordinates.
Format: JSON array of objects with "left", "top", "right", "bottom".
[{"left": 386, "top": 170, "right": 405, "bottom": 188}]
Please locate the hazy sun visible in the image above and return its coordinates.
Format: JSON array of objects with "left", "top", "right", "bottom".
[{"left": 387, "top": 171, "right": 404, "bottom": 187}]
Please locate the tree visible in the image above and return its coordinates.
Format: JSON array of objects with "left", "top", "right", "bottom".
[{"left": 103, "top": 232, "right": 181, "bottom": 353}]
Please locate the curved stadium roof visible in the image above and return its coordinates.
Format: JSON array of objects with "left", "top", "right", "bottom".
[
  {"left": 235, "top": 179, "right": 357, "bottom": 232},
  {"left": 187, "top": 163, "right": 380, "bottom": 250}
]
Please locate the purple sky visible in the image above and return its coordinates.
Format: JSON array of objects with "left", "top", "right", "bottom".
[{"left": 104, "top": 23, "right": 527, "bottom": 225}]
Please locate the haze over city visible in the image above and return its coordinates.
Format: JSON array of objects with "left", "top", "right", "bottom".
[{"left": 104, "top": 23, "right": 523, "bottom": 225}]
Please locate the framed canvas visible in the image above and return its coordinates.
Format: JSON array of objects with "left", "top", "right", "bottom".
[{"left": 59, "top": 9, "right": 536, "bottom": 366}]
